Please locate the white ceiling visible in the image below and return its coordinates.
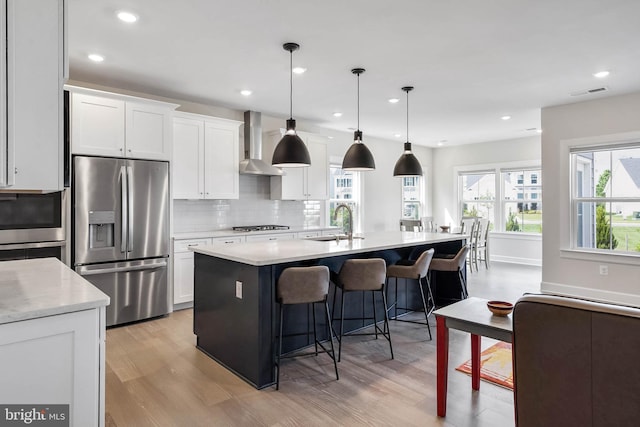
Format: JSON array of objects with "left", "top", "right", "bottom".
[{"left": 68, "top": 0, "right": 640, "bottom": 147}]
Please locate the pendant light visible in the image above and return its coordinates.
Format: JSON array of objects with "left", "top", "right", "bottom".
[
  {"left": 342, "top": 68, "right": 375, "bottom": 171},
  {"left": 272, "top": 42, "right": 311, "bottom": 168},
  {"left": 393, "top": 86, "right": 423, "bottom": 176}
]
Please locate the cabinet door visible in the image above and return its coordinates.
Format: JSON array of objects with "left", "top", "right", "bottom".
[
  {"left": 4, "top": 0, "right": 64, "bottom": 190},
  {"left": 173, "top": 251, "right": 195, "bottom": 304},
  {"left": 203, "top": 121, "right": 239, "bottom": 199},
  {"left": 245, "top": 233, "right": 296, "bottom": 242},
  {"left": 125, "top": 102, "right": 172, "bottom": 161},
  {"left": 0, "top": 308, "right": 102, "bottom": 426},
  {"left": 71, "top": 93, "right": 125, "bottom": 156},
  {"left": 305, "top": 135, "right": 329, "bottom": 200},
  {"left": 173, "top": 117, "right": 204, "bottom": 199}
]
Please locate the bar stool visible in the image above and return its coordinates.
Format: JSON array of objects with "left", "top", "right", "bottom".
[
  {"left": 386, "top": 248, "right": 435, "bottom": 339},
  {"left": 428, "top": 246, "right": 469, "bottom": 300},
  {"left": 332, "top": 258, "right": 393, "bottom": 362},
  {"left": 275, "top": 266, "right": 339, "bottom": 390}
]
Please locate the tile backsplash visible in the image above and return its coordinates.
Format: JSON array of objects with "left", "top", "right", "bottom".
[{"left": 173, "top": 175, "right": 322, "bottom": 232}]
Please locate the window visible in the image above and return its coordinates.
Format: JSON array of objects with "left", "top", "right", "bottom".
[
  {"left": 328, "top": 165, "right": 361, "bottom": 232},
  {"left": 401, "top": 176, "right": 424, "bottom": 219},
  {"left": 502, "top": 169, "right": 542, "bottom": 233},
  {"left": 459, "top": 172, "right": 495, "bottom": 224},
  {"left": 571, "top": 144, "right": 640, "bottom": 253},
  {"left": 459, "top": 167, "right": 542, "bottom": 233}
]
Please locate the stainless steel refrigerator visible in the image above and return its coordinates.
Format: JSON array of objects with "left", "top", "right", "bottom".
[{"left": 73, "top": 156, "right": 170, "bottom": 326}]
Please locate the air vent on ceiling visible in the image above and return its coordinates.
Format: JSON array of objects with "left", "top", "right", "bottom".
[{"left": 569, "top": 87, "right": 609, "bottom": 97}]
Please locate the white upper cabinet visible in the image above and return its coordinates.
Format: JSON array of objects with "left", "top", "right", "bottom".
[
  {"left": 172, "top": 112, "right": 241, "bottom": 200},
  {"left": 0, "top": 0, "right": 65, "bottom": 191},
  {"left": 69, "top": 86, "right": 178, "bottom": 161},
  {"left": 265, "top": 130, "right": 329, "bottom": 200}
]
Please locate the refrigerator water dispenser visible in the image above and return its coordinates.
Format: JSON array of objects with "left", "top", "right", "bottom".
[{"left": 88, "top": 210, "right": 115, "bottom": 249}]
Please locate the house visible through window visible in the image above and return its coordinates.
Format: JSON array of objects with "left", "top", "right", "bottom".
[
  {"left": 571, "top": 144, "right": 640, "bottom": 254},
  {"left": 328, "top": 164, "right": 361, "bottom": 232},
  {"left": 460, "top": 172, "right": 495, "bottom": 225},
  {"left": 502, "top": 169, "right": 542, "bottom": 233},
  {"left": 401, "top": 176, "right": 423, "bottom": 219}
]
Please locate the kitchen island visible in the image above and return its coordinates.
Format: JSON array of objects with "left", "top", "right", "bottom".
[
  {"left": 0, "top": 258, "right": 110, "bottom": 426},
  {"left": 192, "top": 231, "right": 467, "bottom": 389}
]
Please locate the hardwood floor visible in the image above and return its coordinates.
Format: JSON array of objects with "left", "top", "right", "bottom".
[{"left": 105, "top": 262, "right": 541, "bottom": 427}]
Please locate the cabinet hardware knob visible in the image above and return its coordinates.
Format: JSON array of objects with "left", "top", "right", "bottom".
[
  {"left": 187, "top": 244, "right": 199, "bottom": 247},
  {"left": 14, "top": 167, "right": 18, "bottom": 174},
  {"left": 119, "top": 148, "right": 123, "bottom": 151}
]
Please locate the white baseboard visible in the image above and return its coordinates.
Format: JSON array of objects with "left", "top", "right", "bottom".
[
  {"left": 541, "top": 281, "right": 640, "bottom": 308},
  {"left": 490, "top": 254, "right": 542, "bottom": 267}
]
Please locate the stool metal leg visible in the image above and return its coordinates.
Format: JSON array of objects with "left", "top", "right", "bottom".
[
  {"left": 417, "top": 276, "right": 432, "bottom": 340},
  {"left": 324, "top": 302, "right": 339, "bottom": 380},
  {"left": 372, "top": 290, "right": 378, "bottom": 339},
  {"left": 312, "top": 302, "right": 318, "bottom": 355},
  {"left": 381, "top": 290, "right": 394, "bottom": 359}
]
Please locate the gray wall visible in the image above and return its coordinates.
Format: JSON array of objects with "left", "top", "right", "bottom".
[{"left": 541, "top": 91, "right": 640, "bottom": 307}]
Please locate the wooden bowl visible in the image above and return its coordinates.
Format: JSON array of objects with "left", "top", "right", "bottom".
[{"left": 487, "top": 300, "right": 514, "bottom": 316}]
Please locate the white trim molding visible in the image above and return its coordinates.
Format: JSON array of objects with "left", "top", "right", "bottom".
[{"left": 542, "top": 281, "right": 640, "bottom": 308}]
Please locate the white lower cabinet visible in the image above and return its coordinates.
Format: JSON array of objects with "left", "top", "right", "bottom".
[
  {"left": 0, "top": 307, "right": 106, "bottom": 427},
  {"left": 173, "top": 236, "right": 244, "bottom": 305}
]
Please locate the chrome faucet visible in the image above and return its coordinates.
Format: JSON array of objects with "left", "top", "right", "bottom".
[{"left": 333, "top": 204, "right": 353, "bottom": 241}]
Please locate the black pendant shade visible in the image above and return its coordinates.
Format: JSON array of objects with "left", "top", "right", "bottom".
[
  {"left": 393, "top": 142, "right": 423, "bottom": 176},
  {"left": 393, "top": 86, "right": 423, "bottom": 177},
  {"left": 272, "top": 42, "right": 311, "bottom": 168},
  {"left": 342, "top": 68, "right": 375, "bottom": 171},
  {"left": 272, "top": 119, "right": 311, "bottom": 167}
]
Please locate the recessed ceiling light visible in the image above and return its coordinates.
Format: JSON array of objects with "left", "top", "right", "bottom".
[
  {"left": 394, "top": 133, "right": 402, "bottom": 138},
  {"left": 327, "top": 136, "right": 334, "bottom": 140},
  {"left": 116, "top": 11, "right": 138, "bottom": 23},
  {"left": 593, "top": 70, "right": 610, "bottom": 79},
  {"left": 537, "top": 129, "right": 543, "bottom": 134},
  {"left": 388, "top": 98, "right": 400, "bottom": 104},
  {"left": 240, "top": 89, "right": 252, "bottom": 96},
  {"left": 501, "top": 115, "right": 511, "bottom": 121},
  {"left": 437, "top": 142, "right": 444, "bottom": 147},
  {"left": 88, "top": 53, "right": 104, "bottom": 62},
  {"left": 333, "top": 112, "right": 342, "bottom": 117},
  {"left": 292, "top": 67, "right": 306, "bottom": 74}
]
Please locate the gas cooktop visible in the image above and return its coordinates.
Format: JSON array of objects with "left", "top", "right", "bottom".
[{"left": 232, "top": 225, "right": 290, "bottom": 232}]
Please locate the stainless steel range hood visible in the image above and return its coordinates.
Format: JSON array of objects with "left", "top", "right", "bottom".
[{"left": 239, "top": 111, "right": 285, "bottom": 176}]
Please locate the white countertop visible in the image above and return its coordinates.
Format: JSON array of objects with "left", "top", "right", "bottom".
[
  {"left": 173, "top": 226, "right": 340, "bottom": 240},
  {"left": 191, "top": 231, "right": 467, "bottom": 266},
  {"left": 0, "top": 258, "right": 110, "bottom": 325}
]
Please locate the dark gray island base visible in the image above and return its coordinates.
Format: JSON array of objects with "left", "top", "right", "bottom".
[{"left": 193, "top": 233, "right": 466, "bottom": 389}]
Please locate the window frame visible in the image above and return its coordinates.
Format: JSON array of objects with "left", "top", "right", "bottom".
[
  {"left": 570, "top": 142, "right": 640, "bottom": 255},
  {"left": 401, "top": 176, "right": 425, "bottom": 220},
  {"left": 327, "top": 163, "right": 362, "bottom": 233}
]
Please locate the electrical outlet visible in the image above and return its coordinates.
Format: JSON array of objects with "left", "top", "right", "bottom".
[
  {"left": 599, "top": 265, "right": 608, "bottom": 276},
  {"left": 235, "top": 281, "right": 243, "bottom": 299}
]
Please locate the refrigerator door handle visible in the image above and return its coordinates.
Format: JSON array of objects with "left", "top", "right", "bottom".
[
  {"left": 120, "top": 166, "right": 127, "bottom": 253},
  {"left": 77, "top": 260, "right": 168, "bottom": 276},
  {"left": 127, "top": 165, "right": 134, "bottom": 252}
]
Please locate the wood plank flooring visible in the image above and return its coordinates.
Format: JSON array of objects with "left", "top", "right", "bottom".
[{"left": 105, "top": 262, "right": 541, "bottom": 427}]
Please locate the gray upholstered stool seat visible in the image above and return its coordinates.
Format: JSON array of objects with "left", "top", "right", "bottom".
[
  {"left": 275, "top": 265, "right": 338, "bottom": 390},
  {"left": 331, "top": 258, "right": 393, "bottom": 362},
  {"left": 386, "top": 248, "right": 435, "bottom": 339},
  {"left": 428, "top": 246, "right": 469, "bottom": 300}
]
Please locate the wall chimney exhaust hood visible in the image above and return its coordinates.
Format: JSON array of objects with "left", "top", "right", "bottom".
[{"left": 239, "top": 111, "right": 285, "bottom": 176}]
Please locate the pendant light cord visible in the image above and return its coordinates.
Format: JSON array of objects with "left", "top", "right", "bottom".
[
  {"left": 406, "top": 89, "right": 409, "bottom": 142},
  {"left": 357, "top": 73, "right": 360, "bottom": 131},
  {"left": 289, "top": 49, "right": 293, "bottom": 119}
]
